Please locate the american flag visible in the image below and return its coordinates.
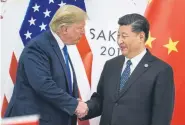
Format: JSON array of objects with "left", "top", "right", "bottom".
[
  {"left": 1, "top": 0, "right": 93, "bottom": 125},
  {"left": 19, "top": 0, "right": 86, "bottom": 45}
]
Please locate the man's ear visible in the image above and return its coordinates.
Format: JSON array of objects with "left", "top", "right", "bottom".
[
  {"left": 60, "top": 25, "right": 68, "bottom": 35},
  {"left": 139, "top": 31, "right": 145, "bottom": 42}
]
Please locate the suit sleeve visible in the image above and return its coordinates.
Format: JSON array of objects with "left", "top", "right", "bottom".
[
  {"left": 81, "top": 61, "right": 108, "bottom": 120},
  {"left": 151, "top": 66, "right": 175, "bottom": 125},
  {"left": 23, "top": 45, "right": 78, "bottom": 116}
]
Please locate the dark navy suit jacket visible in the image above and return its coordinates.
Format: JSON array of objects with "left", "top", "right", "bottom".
[
  {"left": 83, "top": 51, "right": 175, "bottom": 125},
  {"left": 4, "top": 30, "right": 79, "bottom": 125}
]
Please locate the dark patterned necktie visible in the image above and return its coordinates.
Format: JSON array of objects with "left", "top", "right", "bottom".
[{"left": 120, "top": 60, "right": 132, "bottom": 91}]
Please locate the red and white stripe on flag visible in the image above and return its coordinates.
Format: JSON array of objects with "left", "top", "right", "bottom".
[{"left": 1, "top": 115, "right": 39, "bottom": 125}]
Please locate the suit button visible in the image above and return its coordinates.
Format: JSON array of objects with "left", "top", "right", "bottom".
[{"left": 115, "top": 103, "right": 118, "bottom": 106}]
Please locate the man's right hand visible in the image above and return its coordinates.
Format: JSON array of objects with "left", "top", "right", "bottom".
[{"left": 75, "top": 99, "right": 89, "bottom": 118}]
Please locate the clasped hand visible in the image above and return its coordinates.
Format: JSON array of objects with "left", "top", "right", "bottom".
[{"left": 75, "top": 99, "right": 89, "bottom": 118}]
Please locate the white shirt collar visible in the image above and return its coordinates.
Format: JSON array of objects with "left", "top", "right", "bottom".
[
  {"left": 50, "top": 30, "right": 65, "bottom": 50},
  {"left": 125, "top": 49, "right": 147, "bottom": 67}
]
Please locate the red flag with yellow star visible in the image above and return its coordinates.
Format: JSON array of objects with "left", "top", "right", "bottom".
[{"left": 145, "top": 0, "right": 185, "bottom": 124}]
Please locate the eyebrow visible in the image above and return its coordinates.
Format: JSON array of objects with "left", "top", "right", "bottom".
[{"left": 118, "top": 32, "right": 128, "bottom": 35}]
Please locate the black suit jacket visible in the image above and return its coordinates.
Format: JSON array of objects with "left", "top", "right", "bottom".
[
  {"left": 4, "top": 30, "right": 79, "bottom": 125},
  {"left": 83, "top": 50, "right": 175, "bottom": 125}
]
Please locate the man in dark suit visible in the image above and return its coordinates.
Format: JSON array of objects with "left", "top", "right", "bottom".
[
  {"left": 78, "top": 13, "right": 175, "bottom": 125},
  {"left": 4, "top": 5, "right": 89, "bottom": 125}
]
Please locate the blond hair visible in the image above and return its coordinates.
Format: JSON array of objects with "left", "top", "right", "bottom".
[{"left": 49, "top": 5, "right": 87, "bottom": 32}]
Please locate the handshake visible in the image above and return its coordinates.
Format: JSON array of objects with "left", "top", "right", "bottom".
[{"left": 75, "top": 99, "right": 89, "bottom": 118}]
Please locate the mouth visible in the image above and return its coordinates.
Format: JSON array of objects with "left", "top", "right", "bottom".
[
  {"left": 120, "top": 45, "right": 127, "bottom": 51},
  {"left": 78, "top": 35, "right": 83, "bottom": 39}
]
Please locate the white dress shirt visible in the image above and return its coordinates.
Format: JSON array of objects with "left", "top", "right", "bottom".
[
  {"left": 121, "top": 49, "right": 147, "bottom": 75},
  {"left": 51, "top": 30, "right": 74, "bottom": 88}
]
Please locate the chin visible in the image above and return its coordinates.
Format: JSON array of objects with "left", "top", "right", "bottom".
[
  {"left": 121, "top": 50, "right": 128, "bottom": 56},
  {"left": 75, "top": 40, "right": 80, "bottom": 43},
  {"left": 72, "top": 40, "right": 79, "bottom": 45}
]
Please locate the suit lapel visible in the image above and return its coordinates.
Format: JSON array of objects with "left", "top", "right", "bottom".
[
  {"left": 112, "top": 56, "right": 125, "bottom": 100},
  {"left": 116, "top": 50, "right": 155, "bottom": 100},
  {"left": 47, "top": 30, "right": 72, "bottom": 94}
]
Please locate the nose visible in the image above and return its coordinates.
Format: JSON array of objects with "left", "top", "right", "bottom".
[
  {"left": 117, "top": 38, "right": 123, "bottom": 45},
  {"left": 81, "top": 27, "right": 85, "bottom": 34}
]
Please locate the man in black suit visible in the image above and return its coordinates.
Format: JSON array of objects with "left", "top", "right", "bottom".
[
  {"left": 78, "top": 13, "right": 175, "bottom": 125},
  {"left": 4, "top": 5, "right": 89, "bottom": 125}
]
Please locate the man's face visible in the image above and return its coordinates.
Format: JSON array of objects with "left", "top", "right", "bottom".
[
  {"left": 117, "top": 25, "right": 143, "bottom": 58},
  {"left": 65, "top": 20, "right": 86, "bottom": 45}
]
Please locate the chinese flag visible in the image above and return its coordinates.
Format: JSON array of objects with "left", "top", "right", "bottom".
[{"left": 145, "top": 0, "right": 185, "bottom": 125}]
